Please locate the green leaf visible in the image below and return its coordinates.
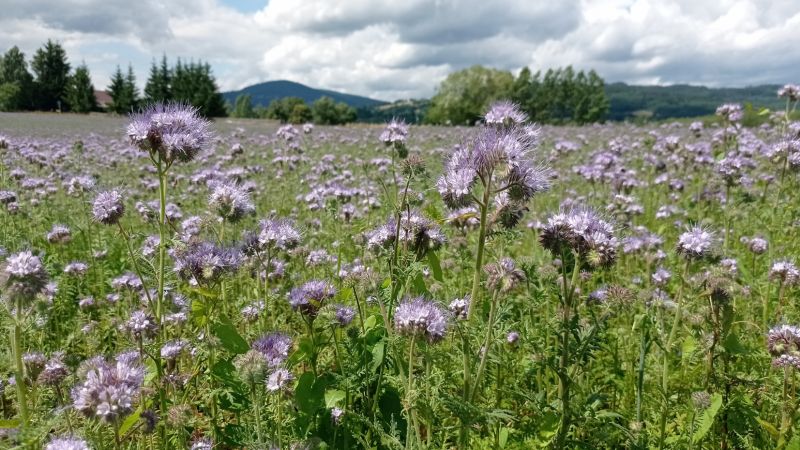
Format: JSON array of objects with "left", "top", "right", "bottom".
[
  {"left": 427, "top": 251, "right": 444, "bottom": 282},
  {"left": 189, "top": 286, "right": 218, "bottom": 298},
  {"left": 325, "top": 389, "right": 346, "bottom": 408},
  {"left": 118, "top": 407, "right": 142, "bottom": 436},
  {"left": 787, "top": 433, "right": 800, "bottom": 450},
  {"left": 212, "top": 316, "right": 249, "bottom": 355},
  {"left": 723, "top": 332, "right": 745, "bottom": 355},
  {"left": 412, "top": 272, "right": 430, "bottom": 296},
  {"left": 757, "top": 418, "right": 779, "bottom": 440},
  {"left": 693, "top": 393, "right": 723, "bottom": 444},
  {"left": 0, "top": 419, "right": 20, "bottom": 429},
  {"left": 371, "top": 340, "right": 385, "bottom": 373},
  {"left": 499, "top": 427, "right": 509, "bottom": 448},
  {"left": 295, "top": 372, "right": 326, "bottom": 415}
]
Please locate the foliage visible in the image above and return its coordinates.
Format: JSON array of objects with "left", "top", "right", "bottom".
[
  {"left": 425, "top": 65, "right": 514, "bottom": 125},
  {"left": 65, "top": 64, "right": 97, "bottom": 114},
  {"left": 312, "top": 96, "right": 357, "bottom": 125},
  {"left": 0, "top": 46, "right": 34, "bottom": 111},
  {"left": 31, "top": 40, "right": 71, "bottom": 111}
]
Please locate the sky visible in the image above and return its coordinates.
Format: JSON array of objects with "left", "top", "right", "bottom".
[{"left": 1, "top": 0, "right": 799, "bottom": 102}]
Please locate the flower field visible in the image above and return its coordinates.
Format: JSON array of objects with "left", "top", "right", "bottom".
[{"left": 1, "top": 93, "right": 800, "bottom": 449}]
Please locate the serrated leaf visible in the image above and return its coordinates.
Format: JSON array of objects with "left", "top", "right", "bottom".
[
  {"left": 212, "top": 316, "right": 249, "bottom": 354},
  {"left": 693, "top": 393, "right": 723, "bottom": 444},
  {"left": 427, "top": 251, "right": 444, "bottom": 282},
  {"left": 325, "top": 389, "right": 346, "bottom": 408}
]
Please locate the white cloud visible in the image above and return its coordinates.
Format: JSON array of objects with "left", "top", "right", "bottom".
[{"left": 0, "top": 0, "right": 798, "bottom": 100}]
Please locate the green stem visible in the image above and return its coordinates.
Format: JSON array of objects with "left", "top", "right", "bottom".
[
  {"left": 405, "top": 336, "right": 417, "bottom": 450},
  {"left": 467, "top": 174, "right": 492, "bottom": 322},
  {"left": 13, "top": 298, "right": 28, "bottom": 427},
  {"left": 658, "top": 260, "right": 690, "bottom": 449},
  {"left": 470, "top": 289, "right": 500, "bottom": 402}
]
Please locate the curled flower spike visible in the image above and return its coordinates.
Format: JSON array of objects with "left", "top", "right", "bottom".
[
  {"left": 676, "top": 226, "right": 717, "bottom": 261},
  {"left": 92, "top": 190, "right": 125, "bottom": 225},
  {"left": 394, "top": 296, "right": 449, "bottom": 343}
]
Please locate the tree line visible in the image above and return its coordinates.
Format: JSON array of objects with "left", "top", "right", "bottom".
[
  {"left": 0, "top": 41, "right": 226, "bottom": 117},
  {"left": 425, "top": 65, "right": 609, "bottom": 125},
  {"left": 229, "top": 95, "right": 357, "bottom": 125}
]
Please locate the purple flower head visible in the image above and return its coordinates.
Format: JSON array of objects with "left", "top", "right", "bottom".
[
  {"left": 436, "top": 168, "right": 476, "bottom": 208},
  {"left": 127, "top": 103, "right": 212, "bottom": 164},
  {"left": 448, "top": 295, "right": 470, "bottom": 320},
  {"left": 124, "top": 310, "right": 158, "bottom": 340},
  {"left": 172, "top": 241, "right": 242, "bottom": 286},
  {"left": 160, "top": 339, "right": 188, "bottom": 361},
  {"left": 770, "top": 260, "right": 800, "bottom": 286},
  {"left": 506, "top": 331, "right": 520, "bottom": 346},
  {"left": 539, "top": 208, "right": 619, "bottom": 268},
  {"left": 366, "top": 210, "right": 445, "bottom": 258},
  {"left": 715, "top": 103, "right": 743, "bottom": 123},
  {"left": 248, "top": 218, "right": 301, "bottom": 254},
  {"left": 266, "top": 368, "right": 294, "bottom": 392},
  {"left": 484, "top": 100, "right": 528, "bottom": 128},
  {"left": 677, "top": 226, "right": 717, "bottom": 260},
  {"left": 333, "top": 304, "right": 356, "bottom": 327},
  {"left": 2, "top": 250, "right": 49, "bottom": 308},
  {"left": 288, "top": 280, "right": 336, "bottom": 316},
  {"left": 379, "top": 119, "right": 409, "bottom": 146},
  {"left": 484, "top": 257, "right": 526, "bottom": 293},
  {"left": 778, "top": 84, "right": 800, "bottom": 102},
  {"left": 39, "top": 352, "right": 69, "bottom": 385},
  {"left": 252, "top": 332, "right": 293, "bottom": 367},
  {"left": 45, "top": 437, "right": 90, "bottom": 450},
  {"left": 394, "top": 296, "right": 448, "bottom": 343},
  {"left": 768, "top": 325, "right": 800, "bottom": 358},
  {"left": 91, "top": 190, "right": 125, "bottom": 225},
  {"left": 71, "top": 353, "right": 145, "bottom": 422},
  {"left": 47, "top": 225, "right": 72, "bottom": 244},
  {"left": 209, "top": 181, "right": 254, "bottom": 223}
]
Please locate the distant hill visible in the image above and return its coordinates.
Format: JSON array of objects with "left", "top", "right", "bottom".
[
  {"left": 223, "top": 80, "right": 387, "bottom": 109},
  {"left": 605, "top": 82, "right": 785, "bottom": 121}
]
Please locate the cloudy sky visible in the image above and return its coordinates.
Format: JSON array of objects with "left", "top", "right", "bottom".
[{"left": 1, "top": 0, "right": 799, "bottom": 101}]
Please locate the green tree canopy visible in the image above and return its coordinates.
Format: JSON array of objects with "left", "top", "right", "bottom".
[
  {"left": 31, "top": 40, "right": 71, "bottom": 111},
  {"left": 66, "top": 64, "right": 97, "bottom": 113},
  {"left": 425, "top": 65, "right": 514, "bottom": 125},
  {"left": 231, "top": 93, "right": 256, "bottom": 118},
  {"left": 312, "top": 96, "right": 356, "bottom": 125},
  {"left": 0, "top": 46, "right": 34, "bottom": 111},
  {"left": 144, "top": 55, "right": 172, "bottom": 104}
]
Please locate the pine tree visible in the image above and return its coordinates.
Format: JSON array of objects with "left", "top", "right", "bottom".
[
  {"left": 144, "top": 55, "right": 171, "bottom": 104},
  {"left": 0, "top": 46, "right": 34, "bottom": 111},
  {"left": 232, "top": 94, "right": 255, "bottom": 118},
  {"left": 66, "top": 64, "right": 97, "bottom": 113},
  {"left": 31, "top": 40, "right": 71, "bottom": 111},
  {"left": 125, "top": 65, "right": 139, "bottom": 111},
  {"left": 107, "top": 66, "right": 129, "bottom": 114}
]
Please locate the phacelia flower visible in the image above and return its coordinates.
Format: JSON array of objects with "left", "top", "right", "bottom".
[
  {"left": 71, "top": 353, "right": 145, "bottom": 422},
  {"left": 288, "top": 280, "right": 336, "bottom": 316},
  {"left": 209, "top": 181, "right": 255, "bottom": 223},
  {"left": 484, "top": 100, "right": 528, "bottom": 127},
  {"left": 484, "top": 257, "right": 526, "bottom": 293},
  {"left": 770, "top": 260, "right": 800, "bottom": 286},
  {"left": 2, "top": 250, "right": 49, "bottom": 308},
  {"left": 252, "top": 332, "right": 293, "bottom": 367},
  {"left": 266, "top": 368, "right": 294, "bottom": 392},
  {"left": 45, "top": 436, "right": 91, "bottom": 450},
  {"left": 676, "top": 226, "right": 717, "bottom": 260},
  {"left": 127, "top": 103, "right": 212, "bottom": 164},
  {"left": 92, "top": 190, "right": 125, "bottom": 225},
  {"left": 539, "top": 208, "right": 619, "bottom": 268},
  {"left": 172, "top": 241, "right": 242, "bottom": 286},
  {"left": 394, "top": 296, "right": 448, "bottom": 343}
]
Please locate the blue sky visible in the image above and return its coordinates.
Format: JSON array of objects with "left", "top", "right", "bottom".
[{"left": 1, "top": 0, "right": 799, "bottom": 101}]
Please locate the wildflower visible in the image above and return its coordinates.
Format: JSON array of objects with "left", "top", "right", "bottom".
[
  {"left": 676, "top": 226, "right": 717, "bottom": 260},
  {"left": 394, "top": 296, "right": 448, "bottom": 343},
  {"left": 160, "top": 340, "right": 188, "bottom": 360},
  {"left": 63, "top": 262, "right": 89, "bottom": 277},
  {"left": 379, "top": 119, "right": 408, "bottom": 147},
  {"left": 252, "top": 332, "right": 293, "bottom": 367},
  {"left": 539, "top": 208, "right": 619, "bottom": 268},
  {"left": 127, "top": 103, "right": 212, "bottom": 164},
  {"left": 715, "top": 103, "right": 743, "bottom": 123},
  {"left": 45, "top": 437, "right": 91, "bottom": 450},
  {"left": 778, "top": 84, "right": 800, "bottom": 102},
  {"left": 333, "top": 304, "right": 356, "bottom": 327},
  {"left": 38, "top": 353, "right": 69, "bottom": 385},
  {"left": 770, "top": 261, "right": 800, "bottom": 286},
  {"left": 2, "top": 250, "right": 49, "bottom": 308},
  {"left": 71, "top": 353, "right": 145, "bottom": 422},
  {"left": 23, "top": 352, "right": 47, "bottom": 381},
  {"left": 47, "top": 225, "right": 72, "bottom": 244},
  {"left": 506, "top": 331, "right": 520, "bottom": 346},
  {"left": 266, "top": 368, "right": 294, "bottom": 392},
  {"left": 484, "top": 257, "right": 526, "bottom": 293},
  {"left": 209, "top": 181, "right": 254, "bottom": 223},
  {"left": 748, "top": 237, "right": 768, "bottom": 255},
  {"left": 365, "top": 210, "right": 445, "bottom": 258},
  {"left": 172, "top": 241, "right": 242, "bottom": 286},
  {"left": 448, "top": 295, "right": 470, "bottom": 320},
  {"left": 652, "top": 267, "right": 671, "bottom": 287},
  {"left": 190, "top": 437, "right": 213, "bottom": 450},
  {"left": 288, "top": 280, "right": 336, "bottom": 316},
  {"left": 92, "top": 191, "right": 125, "bottom": 225},
  {"left": 234, "top": 350, "right": 268, "bottom": 385},
  {"left": 484, "top": 100, "right": 528, "bottom": 127},
  {"left": 331, "top": 407, "right": 345, "bottom": 425},
  {"left": 124, "top": 311, "right": 158, "bottom": 340}
]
